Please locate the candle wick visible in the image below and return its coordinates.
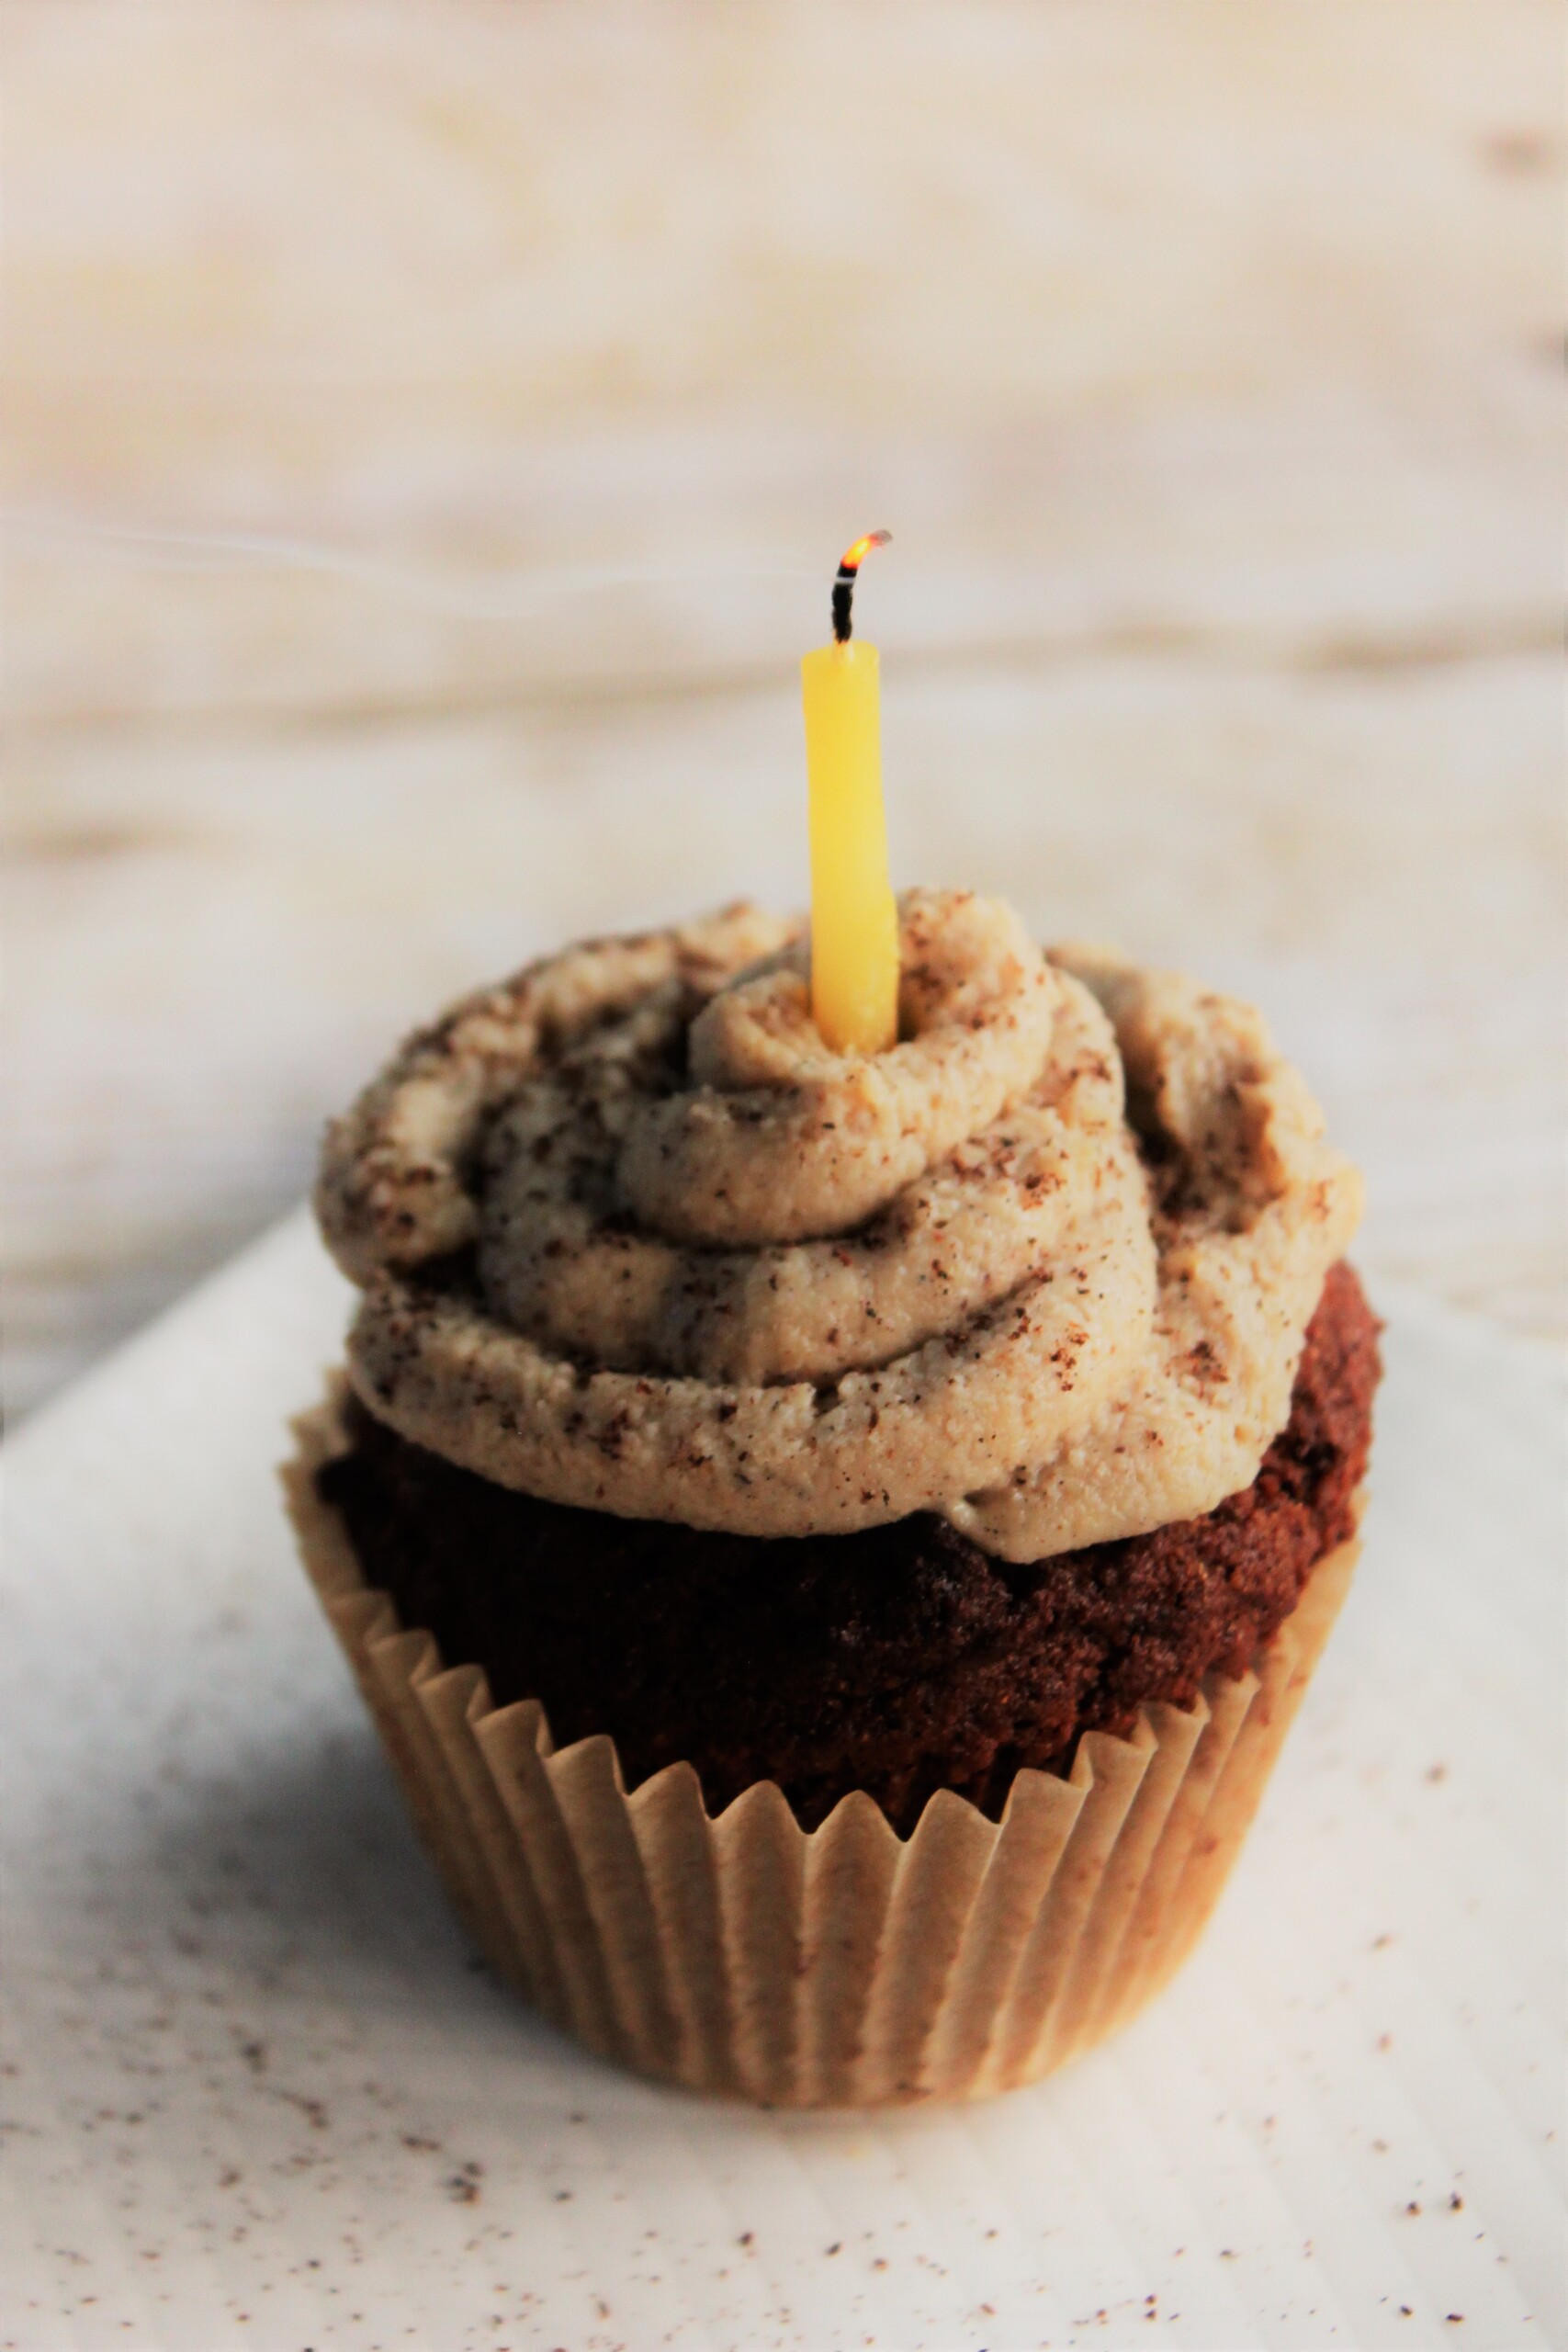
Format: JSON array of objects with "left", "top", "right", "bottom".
[{"left": 830, "top": 529, "right": 891, "bottom": 644}]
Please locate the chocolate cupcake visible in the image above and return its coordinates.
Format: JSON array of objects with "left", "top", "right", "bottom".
[{"left": 285, "top": 890, "right": 1377, "bottom": 2105}]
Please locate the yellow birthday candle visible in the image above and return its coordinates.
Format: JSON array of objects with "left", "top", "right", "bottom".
[{"left": 800, "top": 531, "right": 900, "bottom": 1055}]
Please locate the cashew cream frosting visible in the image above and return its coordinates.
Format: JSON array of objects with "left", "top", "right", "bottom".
[{"left": 316, "top": 891, "right": 1362, "bottom": 1560}]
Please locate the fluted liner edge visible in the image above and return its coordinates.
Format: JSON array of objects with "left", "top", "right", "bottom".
[{"left": 282, "top": 1381, "right": 1359, "bottom": 2108}]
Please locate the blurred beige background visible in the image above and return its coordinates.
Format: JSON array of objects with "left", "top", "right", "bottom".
[{"left": 5, "top": 0, "right": 1563, "bottom": 1416}]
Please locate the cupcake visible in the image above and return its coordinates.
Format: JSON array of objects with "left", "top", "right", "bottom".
[{"left": 285, "top": 888, "right": 1377, "bottom": 2105}]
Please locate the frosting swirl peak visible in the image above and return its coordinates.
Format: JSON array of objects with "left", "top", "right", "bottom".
[{"left": 317, "top": 891, "right": 1361, "bottom": 1558}]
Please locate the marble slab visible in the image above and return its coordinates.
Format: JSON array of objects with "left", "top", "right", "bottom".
[{"left": 5, "top": 1214, "right": 1562, "bottom": 2349}]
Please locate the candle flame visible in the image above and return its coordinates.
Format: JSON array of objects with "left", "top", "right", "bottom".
[{"left": 838, "top": 529, "right": 892, "bottom": 575}]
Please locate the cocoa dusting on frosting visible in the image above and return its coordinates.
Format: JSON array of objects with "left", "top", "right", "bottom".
[{"left": 316, "top": 891, "right": 1362, "bottom": 1559}]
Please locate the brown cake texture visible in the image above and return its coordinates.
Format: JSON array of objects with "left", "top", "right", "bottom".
[{"left": 318, "top": 1261, "right": 1379, "bottom": 1836}]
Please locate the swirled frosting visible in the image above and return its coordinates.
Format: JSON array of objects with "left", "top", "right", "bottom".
[{"left": 317, "top": 891, "right": 1362, "bottom": 1560}]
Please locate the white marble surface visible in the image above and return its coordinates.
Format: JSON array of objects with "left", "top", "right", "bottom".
[
  {"left": 4, "top": 0, "right": 1563, "bottom": 1412},
  {"left": 5, "top": 1216, "right": 1563, "bottom": 2351}
]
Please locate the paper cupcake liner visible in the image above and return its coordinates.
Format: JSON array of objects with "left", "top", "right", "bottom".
[{"left": 282, "top": 1381, "right": 1359, "bottom": 2108}]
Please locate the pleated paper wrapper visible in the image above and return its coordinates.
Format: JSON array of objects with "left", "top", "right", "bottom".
[{"left": 282, "top": 1385, "right": 1359, "bottom": 2109}]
